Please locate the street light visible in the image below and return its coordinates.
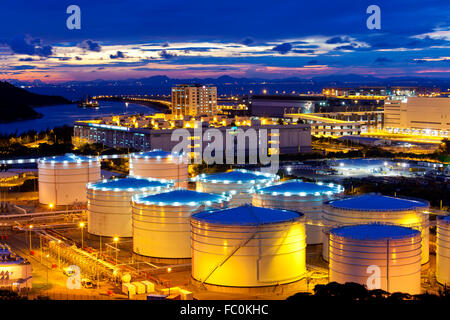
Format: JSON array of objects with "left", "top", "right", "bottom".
[
  {"left": 79, "top": 222, "right": 85, "bottom": 249},
  {"left": 28, "top": 225, "right": 33, "bottom": 252},
  {"left": 57, "top": 240, "right": 61, "bottom": 269},
  {"left": 113, "top": 237, "right": 119, "bottom": 264}
]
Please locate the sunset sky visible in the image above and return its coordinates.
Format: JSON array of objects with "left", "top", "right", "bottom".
[{"left": 1, "top": 0, "right": 450, "bottom": 82}]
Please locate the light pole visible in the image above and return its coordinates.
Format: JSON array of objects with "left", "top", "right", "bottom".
[
  {"left": 79, "top": 222, "right": 85, "bottom": 249},
  {"left": 113, "top": 237, "right": 119, "bottom": 264},
  {"left": 28, "top": 225, "right": 33, "bottom": 253},
  {"left": 57, "top": 240, "right": 61, "bottom": 269}
]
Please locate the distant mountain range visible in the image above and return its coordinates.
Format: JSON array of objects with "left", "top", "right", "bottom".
[
  {"left": 0, "top": 81, "right": 70, "bottom": 123},
  {"left": 5, "top": 74, "right": 450, "bottom": 100}
]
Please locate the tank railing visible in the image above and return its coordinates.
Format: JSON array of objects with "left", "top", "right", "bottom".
[{"left": 200, "top": 230, "right": 259, "bottom": 285}]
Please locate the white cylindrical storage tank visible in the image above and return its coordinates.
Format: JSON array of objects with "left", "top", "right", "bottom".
[
  {"left": 132, "top": 189, "right": 230, "bottom": 261},
  {"left": 329, "top": 223, "right": 422, "bottom": 295},
  {"left": 38, "top": 154, "right": 101, "bottom": 205},
  {"left": 191, "top": 206, "right": 307, "bottom": 289},
  {"left": 196, "top": 169, "right": 279, "bottom": 207},
  {"left": 322, "top": 195, "right": 429, "bottom": 264},
  {"left": 129, "top": 150, "right": 188, "bottom": 188},
  {"left": 87, "top": 177, "right": 174, "bottom": 237},
  {"left": 252, "top": 180, "right": 343, "bottom": 244},
  {"left": 436, "top": 215, "right": 450, "bottom": 285}
]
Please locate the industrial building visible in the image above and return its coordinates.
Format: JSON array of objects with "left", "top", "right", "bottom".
[
  {"left": 191, "top": 206, "right": 306, "bottom": 290},
  {"left": 0, "top": 244, "right": 32, "bottom": 292},
  {"left": 252, "top": 180, "right": 343, "bottom": 244},
  {"left": 87, "top": 177, "right": 174, "bottom": 237},
  {"left": 384, "top": 97, "right": 450, "bottom": 138},
  {"left": 245, "top": 94, "right": 383, "bottom": 117},
  {"left": 171, "top": 84, "right": 217, "bottom": 116},
  {"left": 284, "top": 113, "right": 362, "bottom": 137},
  {"left": 73, "top": 120, "right": 312, "bottom": 155},
  {"left": 195, "top": 169, "right": 279, "bottom": 206},
  {"left": 132, "top": 189, "right": 230, "bottom": 262},
  {"left": 38, "top": 154, "right": 101, "bottom": 205},
  {"left": 436, "top": 215, "right": 450, "bottom": 285},
  {"left": 129, "top": 150, "right": 188, "bottom": 188},
  {"left": 328, "top": 224, "right": 422, "bottom": 295},
  {"left": 322, "top": 195, "right": 430, "bottom": 264}
]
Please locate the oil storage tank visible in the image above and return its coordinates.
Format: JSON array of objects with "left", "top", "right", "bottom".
[
  {"left": 132, "top": 189, "right": 229, "bottom": 262},
  {"left": 252, "top": 180, "right": 343, "bottom": 244},
  {"left": 38, "top": 154, "right": 101, "bottom": 205},
  {"left": 329, "top": 224, "right": 422, "bottom": 295},
  {"left": 129, "top": 150, "right": 188, "bottom": 187},
  {"left": 191, "top": 206, "right": 307, "bottom": 291},
  {"left": 322, "top": 195, "right": 429, "bottom": 264},
  {"left": 87, "top": 177, "right": 174, "bottom": 237},
  {"left": 436, "top": 215, "right": 450, "bottom": 285},
  {"left": 196, "top": 169, "right": 279, "bottom": 206}
]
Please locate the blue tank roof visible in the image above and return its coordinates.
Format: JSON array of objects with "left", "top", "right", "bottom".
[
  {"left": 39, "top": 153, "right": 97, "bottom": 163},
  {"left": 329, "top": 195, "right": 428, "bottom": 211},
  {"left": 88, "top": 177, "right": 173, "bottom": 191},
  {"left": 133, "top": 189, "right": 228, "bottom": 206},
  {"left": 330, "top": 223, "right": 420, "bottom": 241},
  {"left": 131, "top": 149, "right": 183, "bottom": 159},
  {"left": 439, "top": 215, "right": 450, "bottom": 223},
  {"left": 197, "top": 170, "right": 277, "bottom": 183},
  {"left": 256, "top": 180, "right": 342, "bottom": 195},
  {"left": 192, "top": 205, "right": 303, "bottom": 226}
]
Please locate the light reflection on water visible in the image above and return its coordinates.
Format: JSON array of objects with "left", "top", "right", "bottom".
[{"left": 0, "top": 101, "right": 155, "bottom": 135}]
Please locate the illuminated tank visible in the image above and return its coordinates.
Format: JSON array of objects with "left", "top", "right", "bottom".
[
  {"left": 129, "top": 150, "right": 188, "bottom": 188},
  {"left": 132, "top": 189, "right": 229, "bottom": 261},
  {"left": 87, "top": 177, "right": 174, "bottom": 237},
  {"left": 196, "top": 169, "right": 279, "bottom": 206},
  {"left": 322, "top": 195, "right": 429, "bottom": 264},
  {"left": 436, "top": 215, "right": 450, "bottom": 285},
  {"left": 252, "top": 180, "right": 343, "bottom": 244},
  {"left": 329, "top": 224, "right": 422, "bottom": 295},
  {"left": 191, "top": 205, "right": 306, "bottom": 289},
  {"left": 38, "top": 154, "right": 101, "bottom": 205}
]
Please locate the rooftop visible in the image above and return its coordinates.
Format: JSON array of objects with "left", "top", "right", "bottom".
[
  {"left": 192, "top": 205, "right": 303, "bottom": 226},
  {"left": 256, "top": 180, "right": 342, "bottom": 196},
  {"left": 133, "top": 189, "right": 228, "bottom": 206},
  {"left": 130, "top": 149, "right": 184, "bottom": 159},
  {"left": 197, "top": 169, "right": 278, "bottom": 183},
  {"left": 87, "top": 177, "right": 173, "bottom": 191},
  {"left": 39, "top": 153, "right": 98, "bottom": 164},
  {"left": 329, "top": 195, "right": 429, "bottom": 211},
  {"left": 330, "top": 223, "right": 420, "bottom": 241}
]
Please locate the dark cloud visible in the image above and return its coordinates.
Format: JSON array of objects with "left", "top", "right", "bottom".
[
  {"left": 375, "top": 57, "right": 393, "bottom": 64},
  {"left": 8, "top": 35, "right": 53, "bottom": 57},
  {"left": 292, "top": 49, "right": 315, "bottom": 54},
  {"left": 161, "top": 42, "right": 170, "bottom": 48},
  {"left": 78, "top": 40, "right": 102, "bottom": 52},
  {"left": 11, "top": 65, "right": 36, "bottom": 70},
  {"left": 241, "top": 38, "right": 254, "bottom": 46},
  {"left": 306, "top": 59, "right": 319, "bottom": 65},
  {"left": 326, "top": 36, "right": 351, "bottom": 44},
  {"left": 159, "top": 50, "right": 177, "bottom": 59},
  {"left": 333, "top": 43, "right": 359, "bottom": 51},
  {"left": 110, "top": 51, "right": 126, "bottom": 59},
  {"left": 272, "top": 43, "right": 292, "bottom": 54},
  {"left": 19, "top": 57, "right": 35, "bottom": 61},
  {"left": 75, "top": 56, "right": 83, "bottom": 61}
]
